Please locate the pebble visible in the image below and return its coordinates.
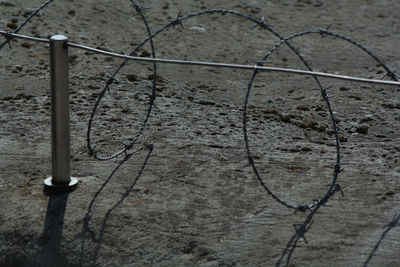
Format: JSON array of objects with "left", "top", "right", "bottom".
[
  {"left": 126, "top": 74, "right": 140, "bottom": 82},
  {"left": 360, "top": 115, "right": 374, "bottom": 123},
  {"left": 356, "top": 124, "right": 369, "bottom": 134},
  {"left": 0, "top": 1, "right": 15, "bottom": 7},
  {"left": 197, "top": 99, "right": 215, "bottom": 105},
  {"left": 79, "top": 34, "right": 91, "bottom": 41},
  {"left": 20, "top": 42, "right": 31, "bottom": 48},
  {"left": 189, "top": 26, "right": 206, "bottom": 33},
  {"left": 296, "top": 105, "right": 310, "bottom": 111},
  {"left": 381, "top": 100, "right": 400, "bottom": 109},
  {"left": 6, "top": 22, "right": 17, "bottom": 29}
]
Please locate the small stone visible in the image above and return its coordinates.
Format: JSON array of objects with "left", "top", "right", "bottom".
[
  {"left": 109, "top": 117, "right": 122, "bottom": 122},
  {"left": 197, "top": 99, "right": 215, "bottom": 105},
  {"left": 280, "top": 115, "right": 292, "bottom": 123},
  {"left": 189, "top": 26, "right": 206, "bottom": 33},
  {"left": 360, "top": 115, "right": 374, "bottom": 123},
  {"left": 20, "top": 42, "right": 31, "bottom": 48},
  {"left": 0, "top": 1, "right": 15, "bottom": 7},
  {"left": 381, "top": 102, "right": 399, "bottom": 109},
  {"left": 69, "top": 55, "right": 78, "bottom": 62},
  {"left": 385, "top": 190, "right": 394, "bottom": 196},
  {"left": 140, "top": 49, "right": 151, "bottom": 57},
  {"left": 125, "top": 74, "right": 138, "bottom": 82},
  {"left": 299, "top": 119, "right": 317, "bottom": 129},
  {"left": 6, "top": 22, "right": 18, "bottom": 29},
  {"left": 356, "top": 124, "right": 369, "bottom": 134},
  {"left": 296, "top": 105, "right": 310, "bottom": 111},
  {"left": 121, "top": 106, "right": 130, "bottom": 113},
  {"left": 147, "top": 74, "right": 163, "bottom": 82},
  {"left": 79, "top": 34, "right": 91, "bottom": 41}
]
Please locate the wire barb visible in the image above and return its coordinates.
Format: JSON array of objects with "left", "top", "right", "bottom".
[
  {"left": 130, "top": 1, "right": 151, "bottom": 16},
  {"left": 292, "top": 220, "right": 314, "bottom": 244},
  {"left": 146, "top": 144, "right": 154, "bottom": 150},
  {"left": 2, "top": 30, "right": 14, "bottom": 49},
  {"left": 104, "top": 73, "right": 119, "bottom": 94},
  {"left": 319, "top": 85, "right": 333, "bottom": 101},
  {"left": 334, "top": 184, "right": 344, "bottom": 196},
  {"left": 149, "top": 94, "right": 159, "bottom": 110},
  {"left": 171, "top": 11, "right": 184, "bottom": 29},
  {"left": 251, "top": 17, "right": 273, "bottom": 30},
  {"left": 295, "top": 205, "right": 312, "bottom": 213},
  {"left": 320, "top": 24, "right": 333, "bottom": 38},
  {"left": 88, "top": 146, "right": 97, "bottom": 156},
  {"left": 381, "top": 69, "right": 400, "bottom": 81},
  {"left": 334, "top": 163, "right": 343, "bottom": 174}
]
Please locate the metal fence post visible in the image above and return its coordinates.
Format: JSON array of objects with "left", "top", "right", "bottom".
[{"left": 44, "top": 35, "right": 78, "bottom": 192}]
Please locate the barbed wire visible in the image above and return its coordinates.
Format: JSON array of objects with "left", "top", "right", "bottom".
[
  {"left": 243, "top": 27, "right": 399, "bottom": 213},
  {"left": 1, "top": 1, "right": 399, "bottom": 265},
  {"left": 0, "top": 1, "right": 398, "bottom": 213},
  {"left": 85, "top": 0, "right": 158, "bottom": 160},
  {"left": 0, "top": 0, "right": 55, "bottom": 50},
  {"left": 263, "top": 29, "right": 399, "bottom": 82}
]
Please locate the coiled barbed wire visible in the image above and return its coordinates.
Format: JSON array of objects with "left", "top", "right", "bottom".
[
  {"left": 1, "top": 3, "right": 397, "bottom": 213},
  {"left": 86, "top": 1, "right": 158, "bottom": 160},
  {"left": 244, "top": 29, "right": 397, "bottom": 212}
]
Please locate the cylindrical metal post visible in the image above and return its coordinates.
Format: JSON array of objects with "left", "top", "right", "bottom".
[{"left": 44, "top": 35, "right": 78, "bottom": 191}]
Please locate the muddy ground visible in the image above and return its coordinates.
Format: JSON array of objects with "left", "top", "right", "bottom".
[{"left": 1, "top": 0, "right": 400, "bottom": 266}]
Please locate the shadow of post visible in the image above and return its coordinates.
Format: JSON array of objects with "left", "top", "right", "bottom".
[{"left": 37, "top": 193, "right": 69, "bottom": 266}]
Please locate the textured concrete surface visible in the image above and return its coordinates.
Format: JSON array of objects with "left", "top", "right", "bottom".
[{"left": 0, "top": 0, "right": 399, "bottom": 266}]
